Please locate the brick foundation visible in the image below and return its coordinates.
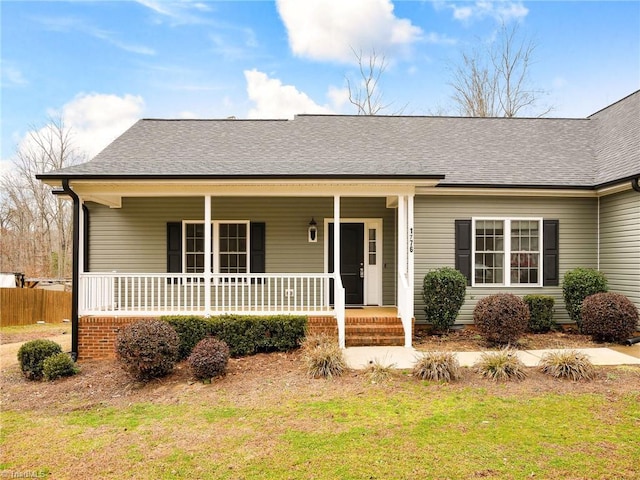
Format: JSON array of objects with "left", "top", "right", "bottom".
[
  {"left": 78, "top": 316, "right": 143, "bottom": 361},
  {"left": 78, "top": 314, "right": 416, "bottom": 361}
]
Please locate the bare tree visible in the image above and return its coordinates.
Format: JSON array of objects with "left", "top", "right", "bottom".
[
  {"left": 449, "top": 23, "right": 552, "bottom": 117},
  {"left": 346, "top": 48, "right": 405, "bottom": 115},
  {"left": 0, "top": 117, "right": 84, "bottom": 277}
]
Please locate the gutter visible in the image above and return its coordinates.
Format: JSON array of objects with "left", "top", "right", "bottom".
[{"left": 61, "top": 179, "right": 79, "bottom": 359}]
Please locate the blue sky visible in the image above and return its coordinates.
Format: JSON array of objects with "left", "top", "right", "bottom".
[{"left": 1, "top": 0, "right": 639, "bottom": 171}]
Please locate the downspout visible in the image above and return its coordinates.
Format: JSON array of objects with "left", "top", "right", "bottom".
[
  {"left": 62, "top": 179, "right": 79, "bottom": 359},
  {"left": 632, "top": 177, "right": 640, "bottom": 193}
]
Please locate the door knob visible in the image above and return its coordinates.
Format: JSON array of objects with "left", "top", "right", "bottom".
[{"left": 359, "top": 263, "right": 364, "bottom": 278}]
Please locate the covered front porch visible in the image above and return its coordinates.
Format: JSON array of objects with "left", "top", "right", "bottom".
[{"left": 73, "top": 181, "right": 429, "bottom": 349}]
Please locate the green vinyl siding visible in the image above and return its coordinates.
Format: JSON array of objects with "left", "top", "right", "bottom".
[
  {"left": 413, "top": 195, "right": 598, "bottom": 324},
  {"left": 599, "top": 189, "right": 640, "bottom": 310},
  {"left": 85, "top": 196, "right": 397, "bottom": 306}
]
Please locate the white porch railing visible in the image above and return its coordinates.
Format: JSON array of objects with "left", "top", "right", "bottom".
[{"left": 80, "top": 273, "right": 335, "bottom": 316}]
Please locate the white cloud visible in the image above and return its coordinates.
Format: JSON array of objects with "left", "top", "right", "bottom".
[
  {"left": 244, "top": 69, "right": 333, "bottom": 119},
  {"left": 56, "top": 93, "right": 144, "bottom": 158},
  {"left": 327, "top": 85, "right": 350, "bottom": 110},
  {"left": 445, "top": 1, "right": 529, "bottom": 23},
  {"left": 136, "top": 0, "right": 212, "bottom": 25},
  {"left": 276, "top": 0, "right": 422, "bottom": 63},
  {"left": 0, "top": 61, "right": 28, "bottom": 87}
]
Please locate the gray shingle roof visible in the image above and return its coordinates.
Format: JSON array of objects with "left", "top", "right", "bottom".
[{"left": 41, "top": 91, "right": 640, "bottom": 188}]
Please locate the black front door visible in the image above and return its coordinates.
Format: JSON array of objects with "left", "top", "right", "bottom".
[{"left": 329, "top": 223, "right": 364, "bottom": 305}]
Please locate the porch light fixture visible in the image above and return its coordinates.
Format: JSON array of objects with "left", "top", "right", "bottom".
[{"left": 308, "top": 218, "right": 318, "bottom": 243}]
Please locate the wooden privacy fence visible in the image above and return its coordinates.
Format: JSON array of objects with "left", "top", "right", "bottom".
[{"left": 0, "top": 288, "right": 72, "bottom": 326}]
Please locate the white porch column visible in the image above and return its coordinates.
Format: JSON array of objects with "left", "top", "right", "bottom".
[
  {"left": 334, "top": 195, "right": 346, "bottom": 348},
  {"left": 407, "top": 194, "right": 415, "bottom": 347},
  {"left": 77, "top": 199, "right": 85, "bottom": 315},
  {"left": 204, "top": 195, "right": 212, "bottom": 316},
  {"left": 397, "top": 194, "right": 407, "bottom": 316},
  {"left": 397, "top": 195, "right": 412, "bottom": 347}
]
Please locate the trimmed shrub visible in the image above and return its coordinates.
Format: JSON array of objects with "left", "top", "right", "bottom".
[
  {"left": 473, "top": 293, "right": 530, "bottom": 344},
  {"left": 115, "top": 319, "right": 180, "bottom": 381},
  {"left": 523, "top": 294, "right": 556, "bottom": 333},
  {"left": 17, "top": 339, "right": 63, "bottom": 380},
  {"left": 581, "top": 292, "right": 639, "bottom": 342},
  {"left": 162, "top": 315, "right": 307, "bottom": 358},
  {"left": 413, "top": 351, "right": 461, "bottom": 382},
  {"left": 422, "top": 267, "right": 467, "bottom": 332},
  {"left": 43, "top": 353, "right": 79, "bottom": 381},
  {"left": 474, "top": 349, "right": 527, "bottom": 381},
  {"left": 187, "top": 337, "right": 230, "bottom": 380},
  {"left": 538, "top": 350, "right": 595, "bottom": 381},
  {"left": 165, "top": 316, "right": 214, "bottom": 360},
  {"left": 303, "top": 340, "right": 346, "bottom": 379},
  {"left": 562, "top": 268, "right": 608, "bottom": 330}
]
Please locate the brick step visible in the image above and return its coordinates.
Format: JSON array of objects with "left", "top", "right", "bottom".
[
  {"left": 345, "top": 324, "right": 404, "bottom": 334},
  {"left": 346, "top": 335, "right": 405, "bottom": 347}
]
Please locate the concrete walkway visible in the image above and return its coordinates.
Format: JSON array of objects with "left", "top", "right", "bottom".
[
  {"left": 0, "top": 334, "right": 72, "bottom": 368},
  {"left": 343, "top": 345, "right": 640, "bottom": 370}
]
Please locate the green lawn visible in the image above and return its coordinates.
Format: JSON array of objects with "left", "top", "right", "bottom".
[{"left": 2, "top": 384, "right": 639, "bottom": 479}]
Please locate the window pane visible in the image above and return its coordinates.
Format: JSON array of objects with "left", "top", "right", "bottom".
[{"left": 475, "top": 220, "right": 504, "bottom": 284}]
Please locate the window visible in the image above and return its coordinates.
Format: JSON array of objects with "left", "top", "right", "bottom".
[
  {"left": 218, "top": 223, "right": 248, "bottom": 274},
  {"left": 183, "top": 221, "right": 249, "bottom": 274},
  {"left": 472, "top": 218, "right": 541, "bottom": 286},
  {"left": 185, "top": 223, "right": 208, "bottom": 273}
]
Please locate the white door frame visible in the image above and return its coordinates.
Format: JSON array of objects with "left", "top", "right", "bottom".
[{"left": 324, "top": 218, "right": 383, "bottom": 306}]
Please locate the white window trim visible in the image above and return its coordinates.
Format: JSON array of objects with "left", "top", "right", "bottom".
[
  {"left": 471, "top": 217, "right": 543, "bottom": 288},
  {"left": 182, "top": 220, "right": 250, "bottom": 274}
]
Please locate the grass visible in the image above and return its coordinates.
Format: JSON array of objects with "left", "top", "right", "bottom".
[
  {"left": 2, "top": 388, "right": 640, "bottom": 479},
  {"left": 0, "top": 322, "right": 69, "bottom": 344}
]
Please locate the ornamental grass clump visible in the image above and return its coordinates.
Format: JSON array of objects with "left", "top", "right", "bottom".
[
  {"left": 187, "top": 337, "right": 230, "bottom": 381},
  {"left": 364, "top": 357, "right": 396, "bottom": 384},
  {"left": 42, "top": 352, "right": 79, "bottom": 381},
  {"left": 302, "top": 336, "right": 346, "bottom": 379},
  {"left": 412, "top": 351, "right": 461, "bottom": 382},
  {"left": 538, "top": 350, "right": 596, "bottom": 381},
  {"left": 116, "top": 319, "right": 180, "bottom": 381},
  {"left": 474, "top": 293, "right": 530, "bottom": 345},
  {"left": 474, "top": 349, "right": 527, "bottom": 382},
  {"left": 562, "top": 268, "right": 608, "bottom": 330},
  {"left": 422, "top": 267, "right": 467, "bottom": 333},
  {"left": 581, "top": 292, "right": 639, "bottom": 343},
  {"left": 17, "top": 339, "right": 63, "bottom": 380}
]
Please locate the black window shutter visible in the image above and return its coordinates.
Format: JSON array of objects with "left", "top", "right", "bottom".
[
  {"left": 167, "top": 222, "right": 182, "bottom": 273},
  {"left": 543, "top": 219, "right": 559, "bottom": 286},
  {"left": 455, "top": 219, "right": 472, "bottom": 286},
  {"left": 250, "top": 222, "right": 266, "bottom": 273}
]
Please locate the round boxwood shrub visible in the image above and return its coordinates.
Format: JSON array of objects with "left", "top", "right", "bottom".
[
  {"left": 17, "top": 339, "right": 63, "bottom": 380},
  {"left": 562, "top": 268, "right": 608, "bottom": 330},
  {"left": 474, "top": 293, "right": 530, "bottom": 345},
  {"left": 187, "top": 337, "right": 230, "bottom": 380},
  {"left": 115, "top": 319, "right": 180, "bottom": 381},
  {"left": 581, "top": 292, "right": 639, "bottom": 342},
  {"left": 43, "top": 352, "right": 79, "bottom": 381},
  {"left": 523, "top": 294, "right": 556, "bottom": 333},
  {"left": 422, "top": 267, "right": 467, "bottom": 333}
]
